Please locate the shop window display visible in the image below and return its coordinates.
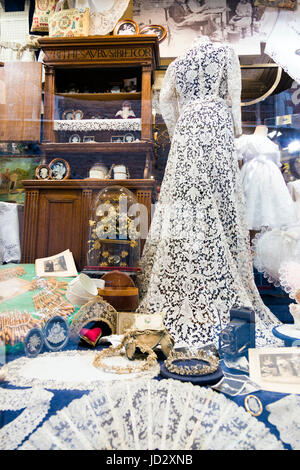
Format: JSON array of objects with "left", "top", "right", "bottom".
[{"left": 1, "top": 0, "right": 300, "bottom": 453}]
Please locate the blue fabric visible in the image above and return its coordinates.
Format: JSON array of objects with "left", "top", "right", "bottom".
[{"left": 0, "top": 340, "right": 293, "bottom": 450}]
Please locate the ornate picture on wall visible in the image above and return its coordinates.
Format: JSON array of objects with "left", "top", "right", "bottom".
[
  {"left": 133, "top": 0, "right": 263, "bottom": 56},
  {"left": 0, "top": 156, "right": 43, "bottom": 203}
]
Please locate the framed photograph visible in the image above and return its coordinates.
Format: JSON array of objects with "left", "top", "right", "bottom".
[
  {"left": 249, "top": 347, "right": 300, "bottom": 394},
  {"left": 124, "top": 133, "right": 135, "bottom": 143},
  {"left": 62, "top": 109, "right": 74, "bottom": 120},
  {"left": 113, "top": 19, "right": 139, "bottom": 36},
  {"left": 111, "top": 136, "right": 125, "bottom": 143},
  {"left": 139, "top": 24, "right": 167, "bottom": 43},
  {"left": 74, "top": 109, "right": 84, "bottom": 120},
  {"left": 35, "top": 164, "right": 52, "bottom": 180},
  {"left": 49, "top": 158, "right": 70, "bottom": 181},
  {"left": 133, "top": 0, "right": 262, "bottom": 57},
  {"left": 69, "top": 134, "right": 81, "bottom": 143},
  {"left": 35, "top": 249, "right": 78, "bottom": 278},
  {"left": 83, "top": 136, "right": 95, "bottom": 143}
]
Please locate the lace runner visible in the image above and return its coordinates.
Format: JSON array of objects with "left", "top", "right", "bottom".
[
  {"left": 267, "top": 395, "right": 300, "bottom": 449},
  {"left": 3, "top": 350, "right": 160, "bottom": 391},
  {"left": 20, "top": 379, "right": 284, "bottom": 450},
  {"left": 54, "top": 118, "right": 141, "bottom": 132},
  {"left": 0, "top": 387, "right": 53, "bottom": 450}
]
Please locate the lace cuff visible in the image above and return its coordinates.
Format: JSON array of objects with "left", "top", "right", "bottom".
[
  {"left": 159, "top": 62, "right": 179, "bottom": 139},
  {"left": 227, "top": 47, "right": 242, "bottom": 137}
]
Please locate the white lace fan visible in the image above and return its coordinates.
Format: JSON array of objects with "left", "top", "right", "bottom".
[{"left": 20, "top": 379, "right": 283, "bottom": 450}]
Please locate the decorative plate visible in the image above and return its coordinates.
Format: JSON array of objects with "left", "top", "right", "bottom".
[
  {"left": 24, "top": 328, "right": 44, "bottom": 358},
  {"left": 62, "top": 109, "right": 74, "bottom": 120},
  {"left": 49, "top": 158, "right": 70, "bottom": 180},
  {"left": 43, "top": 316, "right": 69, "bottom": 352},
  {"left": 139, "top": 24, "right": 167, "bottom": 42},
  {"left": 73, "top": 109, "right": 84, "bottom": 120},
  {"left": 69, "top": 134, "right": 81, "bottom": 143},
  {"left": 35, "top": 164, "right": 52, "bottom": 180},
  {"left": 124, "top": 132, "right": 135, "bottom": 143},
  {"left": 113, "top": 19, "right": 139, "bottom": 36}
]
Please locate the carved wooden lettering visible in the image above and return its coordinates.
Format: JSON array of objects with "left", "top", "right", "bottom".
[{"left": 44, "top": 47, "right": 152, "bottom": 63}]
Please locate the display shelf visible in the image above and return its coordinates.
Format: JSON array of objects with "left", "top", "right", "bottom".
[{"left": 55, "top": 92, "right": 142, "bottom": 101}]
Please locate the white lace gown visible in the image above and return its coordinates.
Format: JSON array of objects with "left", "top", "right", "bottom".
[
  {"left": 137, "top": 37, "right": 281, "bottom": 348},
  {"left": 235, "top": 134, "right": 297, "bottom": 230}
]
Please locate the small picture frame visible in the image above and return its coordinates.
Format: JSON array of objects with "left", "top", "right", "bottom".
[
  {"left": 24, "top": 328, "right": 44, "bottom": 358},
  {"left": 83, "top": 136, "right": 95, "bottom": 143},
  {"left": 111, "top": 136, "right": 124, "bottom": 143},
  {"left": 74, "top": 109, "right": 84, "bottom": 120},
  {"left": 35, "top": 164, "right": 52, "bottom": 180},
  {"left": 244, "top": 395, "right": 263, "bottom": 417},
  {"left": 124, "top": 133, "right": 135, "bottom": 143},
  {"left": 69, "top": 134, "right": 81, "bottom": 143},
  {"left": 113, "top": 19, "right": 139, "bottom": 36},
  {"left": 49, "top": 158, "right": 70, "bottom": 181},
  {"left": 62, "top": 109, "right": 74, "bottom": 120},
  {"left": 139, "top": 24, "right": 167, "bottom": 43},
  {"left": 43, "top": 316, "right": 69, "bottom": 352}
]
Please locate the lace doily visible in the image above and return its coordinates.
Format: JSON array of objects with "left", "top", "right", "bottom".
[
  {"left": 267, "top": 395, "right": 300, "bottom": 449},
  {"left": 54, "top": 118, "right": 141, "bottom": 132},
  {"left": 20, "top": 379, "right": 284, "bottom": 450},
  {"left": 3, "top": 350, "right": 160, "bottom": 391},
  {"left": 0, "top": 387, "right": 53, "bottom": 450}
]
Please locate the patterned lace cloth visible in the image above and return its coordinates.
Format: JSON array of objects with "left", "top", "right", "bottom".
[
  {"left": 20, "top": 379, "right": 284, "bottom": 450},
  {"left": 267, "top": 395, "right": 300, "bottom": 449},
  {"left": 54, "top": 118, "right": 141, "bottom": 132},
  {"left": 0, "top": 387, "right": 53, "bottom": 450},
  {"left": 137, "top": 37, "right": 282, "bottom": 348}
]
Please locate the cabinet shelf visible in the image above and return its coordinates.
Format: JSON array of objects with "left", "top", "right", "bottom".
[
  {"left": 40, "top": 141, "right": 153, "bottom": 155},
  {"left": 55, "top": 92, "right": 142, "bottom": 101}
]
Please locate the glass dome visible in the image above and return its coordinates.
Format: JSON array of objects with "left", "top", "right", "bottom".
[{"left": 87, "top": 185, "right": 141, "bottom": 270}]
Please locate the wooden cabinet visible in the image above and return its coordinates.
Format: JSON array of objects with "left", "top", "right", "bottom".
[
  {"left": 38, "top": 35, "right": 160, "bottom": 178},
  {"left": 21, "top": 179, "right": 155, "bottom": 271}
]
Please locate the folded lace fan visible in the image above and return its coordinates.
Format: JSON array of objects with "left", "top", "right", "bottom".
[{"left": 20, "top": 379, "right": 283, "bottom": 450}]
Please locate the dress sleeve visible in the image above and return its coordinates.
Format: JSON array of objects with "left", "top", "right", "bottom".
[
  {"left": 159, "top": 61, "right": 179, "bottom": 140},
  {"left": 227, "top": 47, "right": 242, "bottom": 137}
]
